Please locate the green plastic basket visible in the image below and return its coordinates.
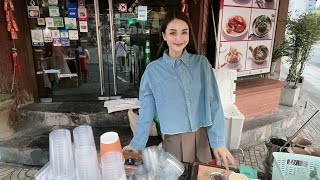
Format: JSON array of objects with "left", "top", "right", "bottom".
[{"left": 272, "top": 152, "right": 320, "bottom": 180}]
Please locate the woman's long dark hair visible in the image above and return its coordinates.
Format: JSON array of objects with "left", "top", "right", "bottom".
[{"left": 155, "top": 11, "right": 198, "bottom": 59}]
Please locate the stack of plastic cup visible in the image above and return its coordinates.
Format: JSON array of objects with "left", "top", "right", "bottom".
[
  {"left": 133, "top": 165, "right": 156, "bottom": 180},
  {"left": 75, "top": 146, "right": 101, "bottom": 180},
  {"left": 73, "top": 125, "right": 96, "bottom": 149},
  {"left": 101, "top": 152, "right": 126, "bottom": 180},
  {"left": 48, "top": 129, "right": 76, "bottom": 180},
  {"left": 73, "top": 125, "right": 101, "bottom": 180}
]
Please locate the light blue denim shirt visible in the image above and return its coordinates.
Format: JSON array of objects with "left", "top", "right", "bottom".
[{"left": 130, "top": 49, "right": 226, "bottom": 150}]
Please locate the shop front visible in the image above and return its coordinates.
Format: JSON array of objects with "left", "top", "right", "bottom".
[{"left": 26, "top": 0, "right": 188, "bottom": 102}]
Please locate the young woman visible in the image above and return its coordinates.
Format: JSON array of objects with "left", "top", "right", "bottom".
[
  {"left": 123, "top": 11, "right": 236, "bottom": 169},
  {"left": 115, "top": 36, "right": 127, "bottom": 72}
]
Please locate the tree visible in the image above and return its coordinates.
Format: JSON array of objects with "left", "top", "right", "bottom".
[{"left": 286, "top": 13, "right": 320, "bottom": 88}]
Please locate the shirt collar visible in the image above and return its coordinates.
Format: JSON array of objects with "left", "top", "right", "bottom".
[{"left": 162, "top": 49, "right": 190, "bottom": 68}]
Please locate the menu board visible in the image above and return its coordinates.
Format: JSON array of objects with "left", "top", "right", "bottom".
[{"left": 216, "top": 0, "right": 279, "bottom": 77}]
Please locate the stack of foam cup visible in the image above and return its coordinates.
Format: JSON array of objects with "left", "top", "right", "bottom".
[
  {"left": 73, "top": 125, "right": 101, "bottom": 180},
  {"left": 48, "top": 129, "right": 77, "bottom": 180}
]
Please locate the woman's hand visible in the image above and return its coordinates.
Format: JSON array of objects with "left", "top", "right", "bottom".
[
  {"left": 212, "top": 147, "right": 236, "bottom": 170},
  {"left": 123, "top": 145, "right": 139, "bottom": 154}
]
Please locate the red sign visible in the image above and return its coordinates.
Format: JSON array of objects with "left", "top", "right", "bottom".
[{"left": 118, "top": 3, "right": 127, "bottom": 12}]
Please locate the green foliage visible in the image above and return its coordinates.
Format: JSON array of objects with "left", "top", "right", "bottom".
[
  {"left": 272, "top": 40, "right": 291, "bottom": 62},
  {"left": 0, "top": 93, "right": 13, "bottom": 102},
  {"left": 286, "top": 13, "right": 320, "bottom": 88}
]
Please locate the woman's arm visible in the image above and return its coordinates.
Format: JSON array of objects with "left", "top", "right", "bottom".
[
  {"left": 129, "top": 69, "right": 156, "bottom": 150},
  {"left": 203, "top": 57, "right": 236, "bottom": 169}
]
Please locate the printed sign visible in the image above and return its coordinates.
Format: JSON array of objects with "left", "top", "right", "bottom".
[
  {"left": 45, "top": 18, "right": 54, "bottom": 27},
  {"left": 78, "top": 7, "right": 88, "bottom": 21},
  {"left": 61, "top": 38, "right": 70, "bottom": 46},
  {"left": 68, "top": 3, "right": 78, "bottom": 18},
  {"left": 51, "top": 30, "right": 60, "bottom": 38},
  {"left": 53, "top": 38, "right": 61, "bottom": 46},
  {"left": 26, "top": 0, "right": 39, "bottom": 6},
  {"left": 215, "top": 0, "right": 280, "bottom": 77},
  {"left": 53, "top": 17, "right": 64, "bottom": 27},
  {"left": 27, "top": 6, "right": 40, "bottom": 18},
  {"left": 30, "top": 29, "right": 44, "bottom": 46},
  {"left": 78, "top": 0, "right": 85, "bottom": 6},
  {"left": 69, "top": 30, "right": 79, "bottom": 40},
  {"left": 48, "top": 0, "right": 58, "bottom": 5},
  {"left": 79, "top": 21, "right": 88, "bottom": 32},
  {"left": 49, "top": 6, "right": 60, "bottom": 17},
  {"left": 43, "top": 29, "right": 52, "bottom": 42},
  {"left": 118, "top": 3, "right": 127, "bottom": 12},
  {"left": 138, "top": 6, "right": 147, "bottom": 21},
  {"left": 60, "top": 30, "right": 69, "bottom": 38},
  {"left": 37, "top": 18, "right": 45, "bottom": 25},
  {"left": 64, "top": 18, "right": 77, "bottom": 29}
]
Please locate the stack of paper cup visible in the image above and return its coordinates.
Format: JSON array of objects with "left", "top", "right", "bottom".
[
  {"left": 101, "top": 152, "right": 126, "bottom": 180},
  {"left": 100, "top": 132, "right": 123, "bottom": 158},
  {"left": 48, "top": 129, "right": 76, "bottom": 180}
]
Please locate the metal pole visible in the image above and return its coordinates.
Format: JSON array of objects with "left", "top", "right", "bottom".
[
  {"left": 94, "top": 0, "right": 105, "bottom": 96},
  {"left": 281, "top": 110, "right": 320, "bottom": 148},
  {"left": 108, "top": 0, "right": 118, "bottom": 95}
]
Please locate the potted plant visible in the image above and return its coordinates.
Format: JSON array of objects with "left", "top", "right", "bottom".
[
  {"left": 0, "top": 92, "right": 15, "bottom": 139},
  {"left": 270, "top": 40, "right": 290, "bottom": 75},
  {"left": 280, "top": 13, "right": 320, "bottom": 106}
]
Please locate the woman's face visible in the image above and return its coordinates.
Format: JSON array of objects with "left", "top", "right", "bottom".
[{"left": 162, "top": 18, "right": 189, "bottom": 54}]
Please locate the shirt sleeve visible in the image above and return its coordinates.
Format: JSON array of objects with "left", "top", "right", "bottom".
[
  {"left": 204, "top": 57, "right": 226, "bottom": 148},
  {"left": 129, "top": 69, "right": 156, "bottom": 150}
]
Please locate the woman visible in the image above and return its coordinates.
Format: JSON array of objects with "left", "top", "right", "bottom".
[
  {"left": 115, "top": 36, "right": 127, "bottom": 72},
  {"left": 123, "top": 11, "right": 236, "bottom": 169}
]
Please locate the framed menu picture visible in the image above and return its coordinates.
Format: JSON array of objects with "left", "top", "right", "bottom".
[{"left": 215, "top": 0, "right": 279, "bottom": 77}]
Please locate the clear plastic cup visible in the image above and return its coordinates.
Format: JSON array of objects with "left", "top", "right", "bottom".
[
  {"left": 133, "top": 166, "right": 156, "bottom": 180},
  {"left": 75, "top": 146, "right": 101, "bottom": 180},
  {"left": 49, "top": 129, "right": 76, "bottom": 179},
  {"left": 157, "top": 152, "right": 184, "bottom": 179},
  {"left": 166, "top": 153, "right": 184, "bottom": 176},
  {"left": 141, "top": 146, "right": 160, "bottom": 173},
  {"left": 73, "top": 125, "right": 96, "bottom": 149},
  {"left": 101, "top": 152, "right": 126, "bottom": 180}
]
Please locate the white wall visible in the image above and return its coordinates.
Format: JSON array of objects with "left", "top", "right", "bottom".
[{"left": 289, "top": 0, "right": 316, "bottom": 19}]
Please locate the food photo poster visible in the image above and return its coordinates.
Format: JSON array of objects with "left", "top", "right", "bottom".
[{"left": 215, "top": 0, "right": 279, "bottom": 77}]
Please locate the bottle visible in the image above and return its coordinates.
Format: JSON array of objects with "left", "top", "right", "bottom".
[{"left": 142, "top": 40, "right": 151, "bottom": 73}]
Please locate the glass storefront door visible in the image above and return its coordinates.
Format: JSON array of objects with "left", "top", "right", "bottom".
[
  {"left": 29, "top": 0, "right": 181, "bottom": 102},
  {"left": 28, "top": 0, "right": 140, "bottom": 102}
]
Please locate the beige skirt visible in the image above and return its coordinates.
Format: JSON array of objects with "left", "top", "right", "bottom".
[{"left": 162, "top": 127, "right": 212, "bottom": 164}]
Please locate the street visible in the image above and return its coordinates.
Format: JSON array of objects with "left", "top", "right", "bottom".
[{"left": 281, "top": 43, "right": 320, "bottom": 102}]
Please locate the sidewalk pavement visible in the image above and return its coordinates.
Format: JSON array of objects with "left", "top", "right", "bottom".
[{"left": 0, "top": 94, "right": 319, "bottom": 180}]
